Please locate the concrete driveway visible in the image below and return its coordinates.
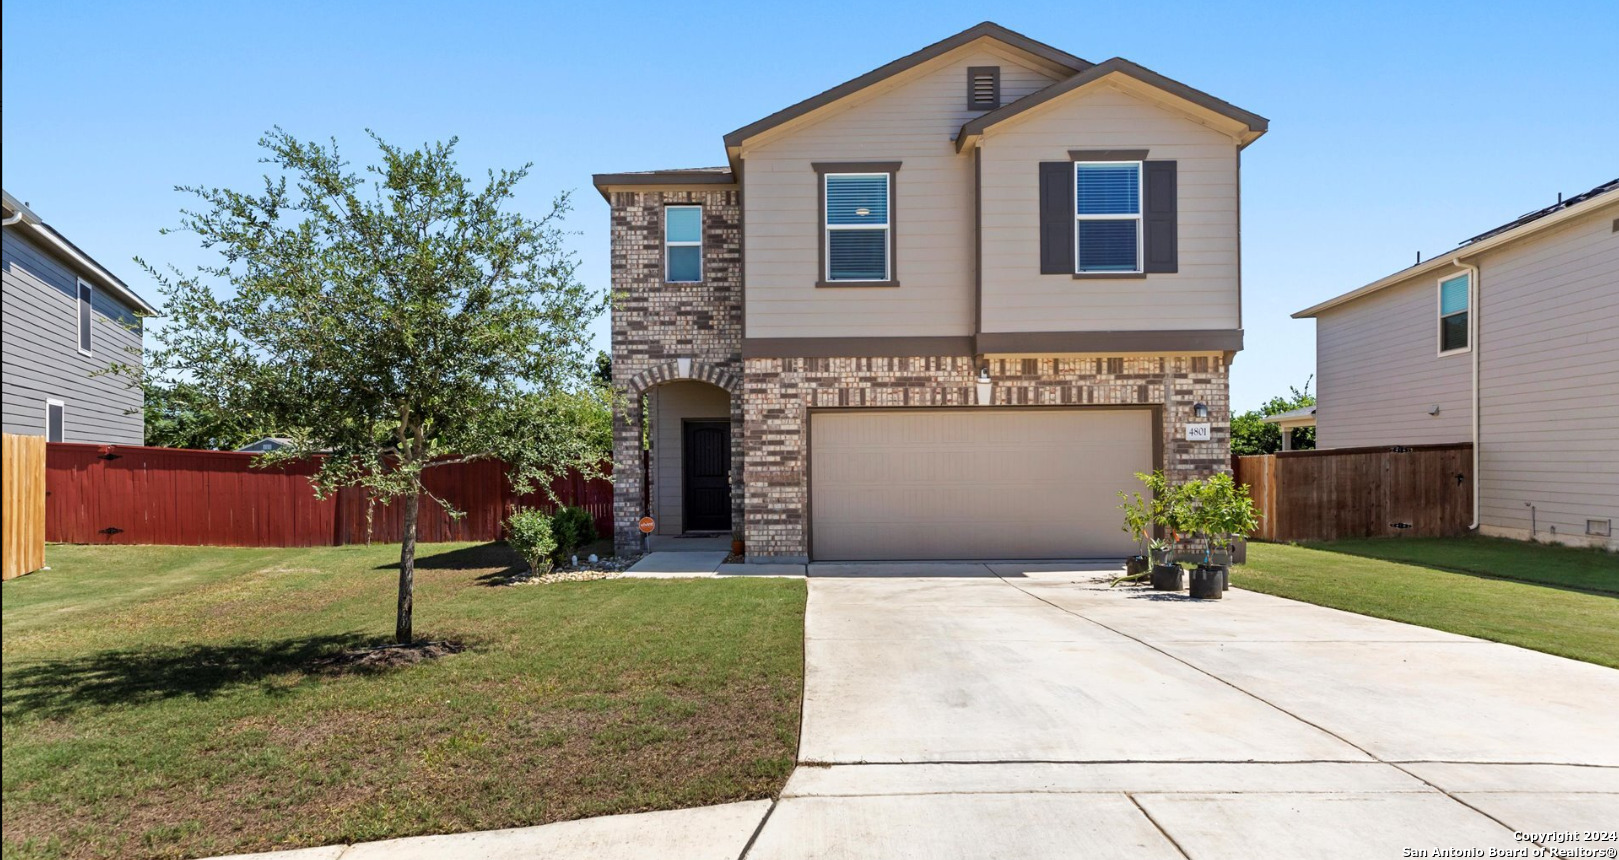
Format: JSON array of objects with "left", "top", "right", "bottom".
[{"left": 746, "top": 564, "right": 1619, "bottom": 859}]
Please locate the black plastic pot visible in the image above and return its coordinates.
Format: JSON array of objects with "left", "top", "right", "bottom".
[
  {"left": 1126, "top": 555, "right": 1149, "bottom": 577},
  {"left": 1189, "top": 565, "right": 1223, "bottom": 600},
  {"left": 1150, "top": 563, "right": 1183, "bottom": 591}
]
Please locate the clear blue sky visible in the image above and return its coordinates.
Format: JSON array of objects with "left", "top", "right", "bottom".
[{"left": 4, "top": 0, "right": 1614, "bottom": 412}]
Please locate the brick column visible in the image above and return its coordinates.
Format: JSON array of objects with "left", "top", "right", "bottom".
[{"left": 612, "top": 396, "right": 645, "bottom": 556}]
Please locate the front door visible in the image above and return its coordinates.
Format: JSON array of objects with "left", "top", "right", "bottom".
[{"left": 683, "top": 421, "right": 732, "bottom": 532}]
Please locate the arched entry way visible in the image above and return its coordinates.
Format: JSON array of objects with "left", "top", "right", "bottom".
[{"left": 614, "top": 360, "right": 741, "bottom": 553}]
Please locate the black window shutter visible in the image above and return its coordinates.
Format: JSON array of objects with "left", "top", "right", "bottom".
[
  {"left": 1038, "top": 162, "right": 1073, "bottom": 274},
  {"left": 1143, "top": 160, "right": 1178, "bottom": 273}
]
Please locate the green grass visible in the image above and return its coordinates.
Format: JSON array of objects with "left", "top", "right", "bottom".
[
  {"left": 1237, "top": 540, "right": 1619, "bottom": 669},
  {"left": 2, "top": 543, "right": 806, "bottom": 860},
  {"left": 1299, "top": 536, "right": 1619, "bottom": 594}
]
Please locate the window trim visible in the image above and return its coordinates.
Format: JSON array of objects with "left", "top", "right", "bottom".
[
  {"left": 813, "top": 161, "right": 901, "bottom": 288},
  {"left": 1072, "top": 161, "right": 1144, "bottom": 275},
  {"left": 663, "top": 204, "right": 703, "bottom": 284},
  {"left": 45, "top": 398, "right": 65, "bottom": 443},
  {"left": 1437, "top": 271, "right": 1472, "bottom": 356},
  {"left": 76, "top": 278, "right": 94, "bottom": 356}
]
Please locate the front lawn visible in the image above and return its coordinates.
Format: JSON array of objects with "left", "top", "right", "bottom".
[
  {"left": 1237, "top": 540, "right": 1619, "bottom": 669},
  {"left": 2, "top": 543, "right": 805, "bottom": 860},
  {"left": 1299, "top": 535, "right": 1619, "bottom": 594}
]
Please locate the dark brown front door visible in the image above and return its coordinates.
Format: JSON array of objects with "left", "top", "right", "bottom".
[{"left": 683, "top": 420, "right": 732, "bottom": 532}]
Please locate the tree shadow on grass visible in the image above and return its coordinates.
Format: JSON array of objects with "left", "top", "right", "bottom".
[
  {"left": 2, "top": 633, "right": 375, "bottom": 720},
  {"left": 371, "top": 542, "right": 524, "bottom": 576}
]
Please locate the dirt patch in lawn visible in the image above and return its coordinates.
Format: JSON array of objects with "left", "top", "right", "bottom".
[{"left": 308, "top": 640, "right": 467, "bottom": 674}]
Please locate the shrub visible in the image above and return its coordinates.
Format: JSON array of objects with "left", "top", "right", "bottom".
[
  {"left": 506, "top": 507, "right": 557, "bottom": 575},
  {"left": 549, "top": 505, "right": 597, "bottom": 561}
]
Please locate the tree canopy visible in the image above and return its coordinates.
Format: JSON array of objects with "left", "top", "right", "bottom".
[
  {"left": 1231, "top": 378, "right": 1316, "bottom": 455},
  {"left": 141, "top": 128, "right": 605, "bottom": 642}
]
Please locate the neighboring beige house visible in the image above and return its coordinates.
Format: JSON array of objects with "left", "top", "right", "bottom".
[
  {"left": 1295, "top": 179, "right": 1619, "bottom": 550},
  {"left": 595, "top": 22, "right": 1267, "bottom": 562}
]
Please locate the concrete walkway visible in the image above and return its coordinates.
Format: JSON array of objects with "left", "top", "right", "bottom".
[{"left": 217, "top": 563, "right": 1619, "bottom": 859}]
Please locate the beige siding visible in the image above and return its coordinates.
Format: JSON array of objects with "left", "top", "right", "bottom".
[
  {"left": 1314, "top": 274, "right": 1474, "bottom": 448},
  {"left": 978, "top": 83, "right": 1241, "bottom": 332},
  {"left": 742, "top": 44, "right": 1064, "bottom": 338},
  {"left": 649, "top": 381, "right": 731, "bottom": 535},
  {"left": 1474, "top": 205, "right": 1619, "bottom": 546}
]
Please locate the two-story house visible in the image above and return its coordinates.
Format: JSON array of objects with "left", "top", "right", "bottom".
[
  {"left": 1295, "top": 179, "right": 1618, "bottom": 550},
  {"left": 3, "top": 189, "right": 154, "bottom": 445},
  {"left": 595, "top": 22, "right": 1267, "bottom": 562}
]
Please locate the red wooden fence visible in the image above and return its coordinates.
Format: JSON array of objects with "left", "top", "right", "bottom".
[{"left": 45, "top": 443, "right": 611, "bottom": 547}]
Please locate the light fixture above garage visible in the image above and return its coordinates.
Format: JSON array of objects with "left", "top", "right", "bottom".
[{"left": 1192, "top": 402, "right": 1209, "bottom": 419}]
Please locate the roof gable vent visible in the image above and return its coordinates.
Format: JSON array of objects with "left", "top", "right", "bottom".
[{"left": 967, "top": 66, "right": 1001, "bottom": 110}]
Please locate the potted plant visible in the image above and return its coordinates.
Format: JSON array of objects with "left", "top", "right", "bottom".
[
  {"left": 1116, "top": 485, "right": 1153, "bottom": 577},
  {"left": 1187, "top": 474, "right": 1259, "bottom": 595},
  {"left": 1145, "top": 471, "right": 1187, "bottom": 591}
]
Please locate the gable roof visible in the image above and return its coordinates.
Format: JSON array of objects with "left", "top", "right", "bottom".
[
  {"left": 2, "top": 188, "right": 159, "bottom": 315},
  {"left": 955, "top": 57, "right": 1269, "bottom": 152},
  {"left": 720, "top": 22, "right": 1090, "bottom": 151},
  {"left": 1293, "top": 179, "right": 1619, "bottom": 319}
]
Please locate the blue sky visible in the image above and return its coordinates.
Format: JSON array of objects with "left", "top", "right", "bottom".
[{"left": 4, "top": 0, "right": 1614, "bottom": 412}]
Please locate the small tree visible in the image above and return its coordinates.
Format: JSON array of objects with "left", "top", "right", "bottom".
[
  {"left": 1116, "top": 488, "right": 1152, "bottom": 560},
  {"left": 142, "top": 129, "right": 604, "bottom": 643},
  {"left": 1185, "top": 474, "right": 1259, "bottom": 565},
  {"left": 506, "top": 507, "right": 558, "bottom": 577},
  {"left": 1231, "top": 377, "right": 1316, "bottom": 455}
]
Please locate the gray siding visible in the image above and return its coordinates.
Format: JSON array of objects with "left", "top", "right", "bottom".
[
  {"left": 1314, "top": 273, "right": 1473, "bottom": 448},
  {"left": 1475, "top": 205, "right": 1618, "bottom": 547},
  {"left": 1313, "top": 199, "right": 1619, "bottom": 549},
  {"left": 2, "top": 227, "right": 145, "bottom": 444}
]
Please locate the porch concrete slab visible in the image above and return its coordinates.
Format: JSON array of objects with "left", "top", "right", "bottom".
[
  {"left": 746, "top": 793, "right": 1184, "bottom": 860},
  {"left": 623, "top": 551, "right": 727, "bottom": 576},
  {"left": 1157, "top": 639, "right": 1619, "bottom": 765},
  {"left": 799, "top": 636, "right": 1367, "bottom": 763},
  {"left": 338, "top": 800, "right": 768, "bottom": 860},
  {"left": 1449, "top": 793, "right": 1619, "bottom": 850},
  {"left": 783, "top": 761, "right": 1431, "bottom": 797},
  {"left": 717, "top": 562, "right": 805, "bottom": 577},
  {"left": 645, "top": 534, "right": 731, "bottom": 552},
  {"left": 1400, "top": 762, "right": 1619, "bottom": 794},
  {"left": 1134, "top": 792, "right": 1520, "bottom": 859}
]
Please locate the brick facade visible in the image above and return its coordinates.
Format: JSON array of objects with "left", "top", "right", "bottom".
[
  {"left": 608, "top": 189, "right": 743, "bottom": 554},
  {"left": 741, "top": 354, "right": 1230, "bottom": 561}
]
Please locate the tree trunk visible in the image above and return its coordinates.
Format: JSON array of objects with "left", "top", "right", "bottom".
[{"left": 396, "top": 489, "right": 419, "bottom": 644}]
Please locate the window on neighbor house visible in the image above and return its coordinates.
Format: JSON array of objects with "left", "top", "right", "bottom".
[
  {"left": 46, "top": 400, "right": 65, "bottom": 443},
  {"left": 665, "top": 205, "right": 702, "bottom": 283},
  {"left": 1439, "top": 272, "right": 1470, "bottom": 353},
  {"left": 77, "top": 280, "right": 93, "bottom": 354},
  {"left": 1074, "top": 161, "right": 1142, "bottom": 273}
]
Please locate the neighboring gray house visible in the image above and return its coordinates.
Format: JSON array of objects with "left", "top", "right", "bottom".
[
  {"left": 1295, "top": 179, "right": 1618, "bottom": 550},
  {"left": 595, "top": 22, "right": 1267, "bottom": 562},
  {"left": 2, "top": 189, "right": 156, "bottom": 445}
]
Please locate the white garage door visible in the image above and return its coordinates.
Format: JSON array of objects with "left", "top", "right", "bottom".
[{"left": 810, "top": 409, "right": 1154, "bottom": 561}]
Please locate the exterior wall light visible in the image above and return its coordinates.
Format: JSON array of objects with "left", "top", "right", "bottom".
[
  {"left": 1192, "top": 402, "right": 1209, "bottom": 419},
  {"left": 975, "top": 366, "right": 993, "bottom": 406}
]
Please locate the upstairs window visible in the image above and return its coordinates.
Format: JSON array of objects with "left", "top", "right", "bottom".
[
  {"left": 664, "top": 205, "right": 703, "bottom": 283},
  {"left": 824, "top": 173, "right": 891, "bottom": 282},
  {"left": 46, "top": 400, "right": 65, "bottom": 443},
  {"left": 77, "top": 279, "right": 93, "bottom": 354},
  {"left": 1439, "top": 272, "right": 1470, "bottom": 353},
  {"left": 967, "top": 66, "right": 1001, "bottom": 110},
  {"left": 1074, "top": 162, "right": 1142, "bottom": 273}
]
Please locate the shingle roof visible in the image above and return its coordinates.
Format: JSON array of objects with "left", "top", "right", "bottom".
[{"left": 1461, "top": 178, "right": 1618, "bottom": 245}]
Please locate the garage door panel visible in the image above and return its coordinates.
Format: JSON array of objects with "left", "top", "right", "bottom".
[{"left": 810, "top": 409, "right": 1154, "bottom": 560}]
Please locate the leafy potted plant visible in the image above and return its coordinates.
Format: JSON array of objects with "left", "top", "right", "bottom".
[
  {"left": 1116, "top": 485, "right": 1153, "bottom": 577},
  {"left": 1185, "top": 474, "right": 1259, "bottom": 597},
  {"left": 1144, "top": 471, "right": 1187, "bottom": 591}
]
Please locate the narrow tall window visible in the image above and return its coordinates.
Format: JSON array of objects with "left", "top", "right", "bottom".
[
  {"left": 1074, "top": 162, "right": 1142, "bottom": 273},
  {"left": 46, "top": 400, "right": 65, "bottom": 443},
  {"left": 824, "top": 173, "right": 891, "bottom": 282},
  {"left": 665, "top": 205, "right": 702, "bottom": 283},
  {"left": 1439, "top": 273, "right": 1470, "bottom": 353},
  {"left": 77, "top": 280, "right": 93, "bottom": 354}
]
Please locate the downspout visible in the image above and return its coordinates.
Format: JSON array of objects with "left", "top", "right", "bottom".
[{"left": 1452, "top": 257, "right": 1481, "bottom": 530}]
